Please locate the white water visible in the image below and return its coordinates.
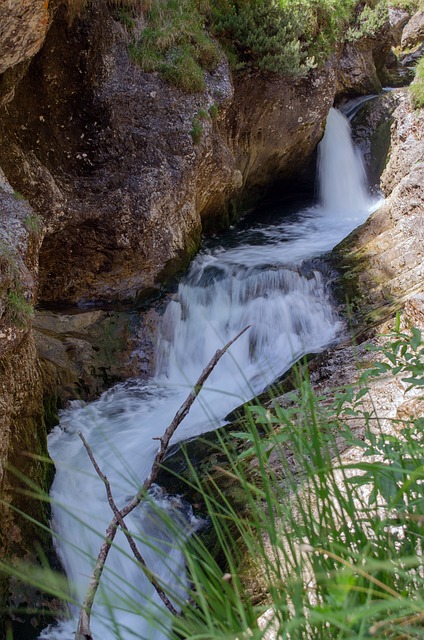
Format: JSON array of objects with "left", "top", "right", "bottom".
[{"left": 42, "top": 108, "right": 380, "bottom": 640}]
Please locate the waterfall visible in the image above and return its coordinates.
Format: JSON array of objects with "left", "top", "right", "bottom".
[
  {"left": 41, "top": 106, "right": 379, "bottom": 640},
  {"left": 318, "top": 107, "right": 369, "bottom": 214}
]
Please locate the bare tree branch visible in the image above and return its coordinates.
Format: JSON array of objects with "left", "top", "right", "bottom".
[
  {"left": 75, "top": 326, "right": 250, "bottom": 640},
  {"left": 79, "top": 431, "right": 179, "bottom": 615}
]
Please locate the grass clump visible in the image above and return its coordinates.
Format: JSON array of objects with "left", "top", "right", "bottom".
[
  {"left": 410, "top": 56, "right": 424, "bottom": 108},
  {"left": 5, "top": 317, "right": 424, "bottom": 638},
  {"left": 129, "top": 0, "right": 222, "bottom": 92},
  {"left": 0, "top": 241, "right": 34, "bottom": 330},
  {"left": 24, "top": 213, "right": 43, "bottom": 237},
  {"left": 190, "top": 117, "right": 203, "bottom": 144},
  {"left": 172, "top": 320, "right": 424, "bottom": 639},
  {"left": 12, "top": 190, "right": 27, "bottom": 202},
  {"left": 5, "top": 289, "right": 34, "bottom": 329},
  {"left": 209, "top": 103, "right": 219, "bottom": 119}
]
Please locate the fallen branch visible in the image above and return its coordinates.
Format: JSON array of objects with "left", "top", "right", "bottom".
[
  {"left": 75, "top": 326, "right": 250, "bottom": 640},
  {"left": 79, "top": 432, "right": 179, "bottom": 616}
]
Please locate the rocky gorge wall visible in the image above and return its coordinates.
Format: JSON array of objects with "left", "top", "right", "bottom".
[{"left": 0, "top": 0, "right": 423, "bottom": 630}]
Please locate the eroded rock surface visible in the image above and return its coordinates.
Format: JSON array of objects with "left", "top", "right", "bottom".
[
  {"left": 337, "top": 92, "right": 424, "bottom": 321},
  {"left": 401, "top": 10, "right": 424, "bottom": 49},
  {"left": 0, "top": 5, "right": 372, "bottom": 306}
]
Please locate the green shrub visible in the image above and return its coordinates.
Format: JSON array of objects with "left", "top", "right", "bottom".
[
  {"left": 208, "top": 0, "right": 358, "bottom": 76},
  {"left": 347, "top": 0, "right": 389, "bottom": 41},
  {"left": 410, "top": 57, "right": 424, "bottom": 108}
]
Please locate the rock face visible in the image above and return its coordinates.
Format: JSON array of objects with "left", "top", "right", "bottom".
[
  {"left": 337, "top": 91, "right": 424, "bottom": 323},
  {"left": 389, "top": 6, "right": 410, "bottom": 46},
  {"left": 0, "top": 6, "right": 340, "bottom": 306},
  {"left": 0, "top": 0, "right": 52, "bottom": 107},
  {"left": 0, "top": 0, "right": 50, "bottom": 74},
  {"left": 401, "top": 10, "right": 424, "bottom": 49}
]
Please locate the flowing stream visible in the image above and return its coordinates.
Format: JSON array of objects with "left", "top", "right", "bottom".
[{"left": 42, "top": 108, "right": 381, "bottom": 640}]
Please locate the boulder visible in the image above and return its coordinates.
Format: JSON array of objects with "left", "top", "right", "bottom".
[{"left": 401, "top": 10, "right": 424, "bottom": 49}]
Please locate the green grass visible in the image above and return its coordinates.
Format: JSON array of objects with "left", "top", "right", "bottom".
[
  {"left": 24, "top": 213, "right": 43, "bottom": 237},
  {"left": 0, "top": 240, "right": 34, "bottom": 330},
  {"left": 4, "top": 289, "right": 33, "bottom": 329},
  {"left": 410, "top": 57, "right": 424, "bottom": 108},
  {"left": 172, "top": 319, "right": 424, "bottom": 639},
  {"left": 2, "top": 317, "right": 424, "bottom": 638},
  {"left": 128, "top": 0, "right": 222, "bottom": 92},
  {"left": 68, "top": 0, "right": 392, "bottom": 88}
]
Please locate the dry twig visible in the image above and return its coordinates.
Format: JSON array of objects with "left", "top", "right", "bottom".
[{"left": 75, "top": 326, "right": 250, "bottom": 640}]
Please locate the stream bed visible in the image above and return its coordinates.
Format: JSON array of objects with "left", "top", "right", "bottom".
[{"left": 41, "top": 107, "right": 382, "bottom": 640}]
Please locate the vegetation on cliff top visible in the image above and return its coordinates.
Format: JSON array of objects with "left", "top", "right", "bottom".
[{"left": 85, "top": 0, "right": 390, "bottom": 90}]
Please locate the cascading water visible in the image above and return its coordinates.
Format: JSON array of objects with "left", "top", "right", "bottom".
[{"left": 41, "top": 107, "right": 380, "bottom": 640}]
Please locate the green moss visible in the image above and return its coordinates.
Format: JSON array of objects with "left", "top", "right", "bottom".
[
  {"left": 12, "top": 190, "right": 27, "bottom": 202},
  {"left": 24, "top": 213, "right": 43, "bottom": 237},
  {"left": 410, "top": 57, "right": 424, "bottom": 109}
]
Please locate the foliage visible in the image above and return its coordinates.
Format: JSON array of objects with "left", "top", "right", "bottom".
[
  {"left": 346, "top": 0, "right": 389, "bottom": 41},
  {"left": 3, "top": 319, "right": 424, "bottom": 638},
  {"left": 4, "top": 289, "right": 34, "bottom": 328},
  {"left": 67, "top": 0, "right": 392, "bottom": 86},
  {"left": 209, "top": 103, "right": 219, "bottom": 119},
  {"left": 24, "top": 213, "right": 43, "bottom": 237},
  {"left": 388, "top": 0, "right": 424, "bottom": 14},
  {"left": 410, "top": 57, "right": 424, "bottom": 108},
  {"left": 128, "top": 0, "right": 221, "bottom": 92},
  {"left": 172, "top": 321, "right": 424, "bottom": 639},
  {"left": 12, "top": 190, "right": 26, "bottom": 201},
  {"left": 207, "top": 0, "right": 358, "bottom": 77},
  {"left": 0, "top": 240, "right": 34, "bottom": 329}
]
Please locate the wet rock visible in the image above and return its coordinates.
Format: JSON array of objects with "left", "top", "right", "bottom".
[
  {"left": 335, "top": 93, "right": 424, "bottom": 324},
  {"left": 34, "top": 308, "right": 144, "bottom": 402},
  {"left": 401, "top": 10, "right": 424, "bottom": 50},
  {"left": 337, "top": 41, "right": 385, "bottom": 97},
  {"left": 350, "top": 89, "right": 402, "bottom": 187}
]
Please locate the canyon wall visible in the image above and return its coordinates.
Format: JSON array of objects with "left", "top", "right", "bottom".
[{"left": 0, "top": 0, "right": 419, "bottom": 629}]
